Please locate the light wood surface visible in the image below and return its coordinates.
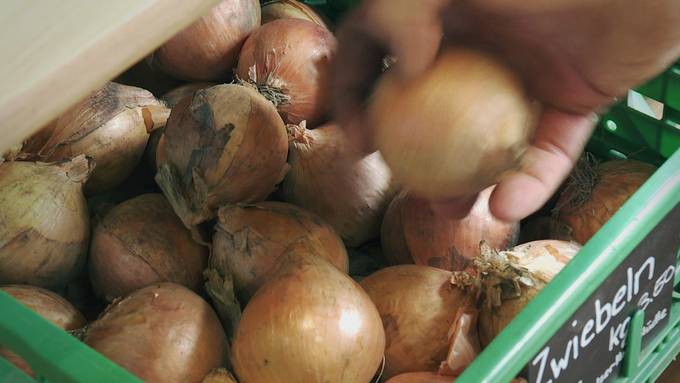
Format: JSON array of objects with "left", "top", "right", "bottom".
[{"left": 0, "top": 0, "right": 222, "bottom": 154}]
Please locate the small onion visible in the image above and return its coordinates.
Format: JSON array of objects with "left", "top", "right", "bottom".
[
  {"left": 150, "top": 0, "right": 261, "bottom": 81},
  {"left": 155, "top": 84, "right": 289, "bottom": 228},
  {"left": 282, "top": 122, "right": 397, "bottom": 246},
  {"left": 236, "top": 18, "right": 336, "bottom": 125},
  {"left": 382, "top": 187, "right": 519, "bottom": 270},
  {"left": 20, "top": 82, "right": 169, "bottom": 195},
  {"left": 360, "top": 265, "right": 477, "bottom": 379},
  {"left": 0, "top": 156, "right": 92, "bottom": 289},
  {"left": 89, "top": 194, "right": 208, "bottom": 301},
  {"left": 261, "top": 0, "right": 329, "bottom": 29},
  {"left": 210, "top": 201, "right": 348, "bottom": 302},
  {"left": 84, "top": 283, "right": 228, "bottom": 383},
  {"left": 554, "top": 158, "right": 655, "bottom": 244},
  {"left": 467, "top": 240, "right": 580, "bottom": 346},
  {"left": 369, "top": 48, "right": 536, "bottom": 199},
  {"left": 0, "top": 285, "right": 86, "bottom": 377},
  {"left": 231, "top": 245, "right": 385, "bottom": 383},
  {"left": 202, "top": 369, "right": 238, "bottom": 383}
]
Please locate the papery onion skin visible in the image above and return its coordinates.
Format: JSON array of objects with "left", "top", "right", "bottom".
[
  {"left": 382, "top": 187, "right": 519, "bottom": 270},
  {"left": 386, "top": 372, "right": 456, "bottom": 383},
  {"left": 370, "top": 48, "right": 536, "bottom": 199},
  {"left": 236, "top": 18, "right": 336, "bottom": 126},
  {"left": 231, "top": 246, "right": 385, "bottom": 383},
  {"left": 261, "top": 0, "right": 329, "bottom": 29},
  {"left": 85, "top": 283, "right": 227, "bottom": 383},
  {"left": 283, "top": 123, "right": 397, "bottom": 246},
  {"left": 151, "top": 0, "right": 261, "bottom": 81},
  {"left": 555, "top": 159, "right": 655, "bottom": 244},
  {"left": 0, "top": 285, "right": 86, "bottom": 377},
  {"left": 202, "top": 368, "right": 238, "bottom": 383},
  {"left": 156, "top": 84, "right": 289, "bottom": 227},
  {"left": 360, "top": 265, "right": 476, "bottom": 379},
  {"left": 211, "top": 201, "right": 348, "bottom": 302},
  {"left": 0, "top": 156, "right": 92, "bottom": 289},
  {"left": 161, "top": 82, "right": 218, "bottom": 108},
  {"left": 89, "top": 194, "right": 208, "bottom": 302}
]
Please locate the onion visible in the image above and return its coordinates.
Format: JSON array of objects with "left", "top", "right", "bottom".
[
  {"left": 84, "top": 283, "right": 227, "bottom": 383},
  {"left": 210, "top": 201, "right": 348, "bottom": 302},
  {"left": 282, "top": 122, "right": 397, "bottom": 246},
  {"left": 460, "top": 241, "right": 580, "bottom": 346},
  {"left": 231, "top": 244, "right": 385, "bottom": 383},
  {"left": 236, "top": 18, "right": 336, "bottom": 126},
  {"left": 150, "top": 0, "right": 261, "bottom": 81},
  {"left": 519, "top": 215, "right": 573, "bottom": 244},
  {"left": 0, "top": 156, "right": 92, "bottom": 289},
  {"left": 261, "top": 0, "right": 329, "bottom": 29},
  {"left": 19, "top": 82, "right": 169, "bottom": 195},
  {"left": 89, "top": 193, "right": 208, "bottom": 301},
  {"left": 202, "top": 369, "right": 238, "bottom": 383},
  {"left": 369, "top": 48, "right": 537, "bottom": 199},
  {"left": 155, "top": 84, "right": 289, "bottom": 229},
  {"left": 386, "top": 372, "right": 457, "bottom": 383},
  {"left": 0, "top": 285, "right": 86, "bottom": 377},
  {"left": 554, "top": 158, "right": 655, "bottom": 244},
  {"left": 360, "top": 265, "right": 477, "bottom": 379},
  {"left": 381, "top": 187, "right": 519, "bottom": 270}
]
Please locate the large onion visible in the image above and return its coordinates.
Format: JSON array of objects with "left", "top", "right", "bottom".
[
  {"left": 369, "top": 48, "right": 536, "bottom": 199},
  {"left": 261, "top": 0, "right": 329, "bottom": 29},
  {"left": 161, "top": 82, "right": 218, "bottom": 108},
  {"left": 554, "top": 158, "right": 655, "bottom": 244},
  {"left": 0, "top": 285, "right": 86, "bottom": 377},
  {"left": 231, "top": 244, "right": 385, "bottom": 383},
  {"left": 0, "top": 156, "right": 92, "bottom": 289},
  {"left": 150, "top": 0, "right": 261, "bottom": 81},
  {"left": 84, "top": 283, "right": 227, "bottom": 383},
  {"left": 210, "top": 201, "right": 348, "bottom": 301},
  {"left": 236, "top": 18, "right": 336, "bottom": 126},
  {"left": 20, "top": 82, "right": 169, "bottom": 195},
  {"left": 282, "top": 122, "right": 397, "bottom": 246},
  {"left": 360, "top": 265, "right": 477, "bottom": 379},
  {"left": 155, "top": 84, "right": 289, "bottom": 229},
  {"left": 382, "top": 187, "right": 519, "bottom": 270},
  {"left": 462, "top": 240, "right": 580, "bottom": 346},
  {"left": 89, "top": 194, "right": 208, "bottom": 301}
]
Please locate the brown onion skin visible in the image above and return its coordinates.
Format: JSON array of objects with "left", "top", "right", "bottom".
[
  {"left": 152, "top": 0, "right": 261, "bottom": 81},
  {"left": 236, "top": 18, "right": 336, "bottom": 126},
  {"left": 555, "top": 159, "right": 655, "bottom": 244},
  {"left": 202, "top": 368, "right": 238, "bottom": 383},
  {"left": 85, "top": 283, "right": 227, "bottom": 383},
  {"left": 89, "top": 194, "right": 208, "bottom": 301},
  {"left": 231, "top": 249, "right": 385, "bottom": 383},
  {"left": 0, "top": 157, "right": 91, "bottom": 290},
  {"left": 370, "top": 48, "right": 535, "bottom": 199},
  {"left": 382, "top": 187, "right": 519, "bottom": 270},
  {"left": 385, "top": 372, "right": 456, "bottom": 383},
  {"left": 211, "top": 201, "right": 348, "bottom": 302},
  {"left": 360, "top": 265, "right": 475, "bottom": 379},
  {"left": 261, "top": 0, "right": 329, "bottom": 29},
  {"left": 0, "top": 285, "right": 86, "bottom": 377}
]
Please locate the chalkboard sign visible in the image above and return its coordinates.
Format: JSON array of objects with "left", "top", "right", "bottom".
[{"left": 526, "top": 203, "right": 680, "bottom": 383}]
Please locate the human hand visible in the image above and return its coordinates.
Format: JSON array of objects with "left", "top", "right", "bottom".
[{"left": 332, "top": 0, "right": 680, "bottom": 221}]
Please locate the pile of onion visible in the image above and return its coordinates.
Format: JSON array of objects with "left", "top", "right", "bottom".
[
  {"left": 554, "top": 158, "right": 656, "bottom": 244},
  {"left": 369, "top": 48, "right": 537, "bottom": 199},
  {"left": 0, "top": 285, "right": 86, "bottom": 377},
  {"left": 89, "top": 193, "right": 208, "bottom": 301},
  {"left": 236, "top": 18, "right": 336, "bottom": 125},
  {"left": 84, "top": 283, "right": 227, "bottom": 383},
  {"left": 155, "top": 84, "right": 289, "bottom": 229},
  {"left": 19, "top": 82, "right": 169, "bottom": 195},
  {"left": 0, "top": 156, "right": 92, "bottom": 289},
  {"left": 150, "top": 0, "right": 260, "bottom": 81},
  {"left": 282, "top": 122, "right": 397, "bottom": 246},
  {"left": 210, "top": 201, "right": 348, "bottom": 302},
  {"left": 456, "top": 240, "right": 581, "bottom": 346},
  {"left": 231, "top": 243, "right": 385, "bottom": 383},
  {"left": 382, "top": 187, "right": 519, "bottom": 270},
  {"left": 261, "top": 0, "right": 328, "bottom": 29},
  {"left": 360, "top": 265, "right": 478, "bottom": 379}
]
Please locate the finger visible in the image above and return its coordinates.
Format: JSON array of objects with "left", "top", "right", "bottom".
[{"left": 489, "top": 108, "right": 597, "bottom": 221}]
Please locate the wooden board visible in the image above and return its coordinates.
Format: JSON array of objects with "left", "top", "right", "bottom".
[{"left": 0, "top": 0, "right": 222, "bottom": 154}]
